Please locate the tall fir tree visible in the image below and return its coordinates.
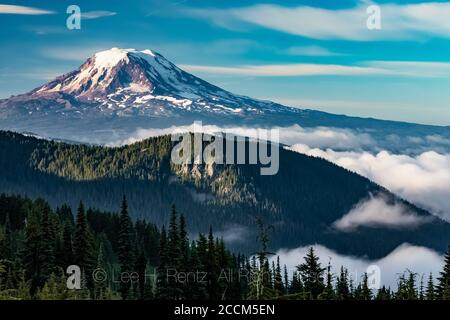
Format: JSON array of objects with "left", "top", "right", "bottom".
[
  {"left": 425, "top": 273, "right": 435, "bottom": 300},
  {"left": 436, "top": 245, "right": 450, "bottom": 299},
  {"left": 247, "top": 218, "right": 275, "bottom": 300},
  {"left": 359, "top": 273, "right": 372, "bottom": 300},
  {"left": 40, "top": 206, "right": 55, "bottom": 281},
  {"left": 156, "top": 226, "right": 169, "bottom": 299},
  {"left": 322, "top": 261, "right": 335, "bottom": 300},
  {"left": 166, "top": 205, "right": 183, "bottom": 299},
  {"left": 93, "top": 244, "right": 107, "bottom": 300},
  {"left": 336, "top": 266, "right": 350, "bottom": 300},
  {"left": 297, "top": 247, "right": 325, "bottom": 299},
  {"left": 273, "top": 256, "right": 284, "bottom": 297},
  {"left": 22, "top": 209, "right": 42, "bottom": 294},
  {"left": 206, "top": 226, "right": 221, "bottom": 300},
  {"left": 73, "top": 201, "right": 96, "bottom": 291},
  {"left": 118, "top": 195, "right": 134, "bottom": 299},
  {"left": 283, "top": 265, "right": 289, "bottom": 295},
  {"left": 136, "top": 248, "right": 147, "bottom": 300}
]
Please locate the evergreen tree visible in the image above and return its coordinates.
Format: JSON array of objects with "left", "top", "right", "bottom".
[
  {"left": 273, "top": 256, "right": 284, "bottom": 296},
  {"left": 206, "top": 226, "right": 220, "bottom": 300},
  {"left": 375, "top": 286, "right": 391, "bottom": 300},
  {"left": 136, "top": 249, "right": 147, "bottom": 300},
  {"left": 290, "top": 271, "right": 303, "bottom": 294},
  {"left": 166, "top": 205, "right": 183, "bottom": 299},
  {"left": 40, "top": 206, "right": 55, "bottom": 280},
  {"left": 425, "top": 273, "right": 435, "bottom": 300},
  {"left": 93, "top": 244, "right": 107, "bottom": 300},
  {"left": 283, "top": 265, "right": 289, "bottom": 295},
  {"left": 406, "top": 271, "right": 418, "bottom": 300},
  {"left": 118, "top": 195, "right": 134, "bottom": 299},
  {"left": 419, "top": 275, "right": 424, "bottom": 300},
  {"left": 186, "top": 241, "right": 207, "bottom": 300},
  {"left": 436, "top": 245, "right": 450, "bottom": 300},
  {"left": 359, "top": 273, "right": 372, "bottom": 300},
  {"left": 73, "top": 201, "right": 95, "bottom": 291},
  {"left": 61, "top": 222, "right": 73, "bottom": 267},
  {"left": 156, "top": 226, "right": 169, "bottom": 299},
  {"left": 336, "top": 266, "right": 350, "bottom": 300},
  {"left": 247, "top": 219, "right": 275, "bottom": 300},
  {"left": 179, "top": 215, "right": 189, "bottom": 265},
  {"left": 23, "top": 209, "right": 42, "bottom": 294},
  {"left": 321, "top": 261, "right": 334, "bottom": 300},
  {"left": 297, "top": 247, "right": 325, "bottom": 299}
]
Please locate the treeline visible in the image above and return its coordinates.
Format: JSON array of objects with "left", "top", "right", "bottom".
[{"left": 0, "top": 193, "right": 449, "bottom": 300}]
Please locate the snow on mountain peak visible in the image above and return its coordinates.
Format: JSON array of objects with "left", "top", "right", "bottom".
[
  {"left": 93, "top": 48, "right": 156, "bottom": 69},
  {"left": 34, "top": 48, "right": 167, "bottom": 98},
  {"left": 21, "top": 47, "right": 287, "bottom": 118},
  {"left": 93, "top": 48, "right": 131, "bottom": 68}
]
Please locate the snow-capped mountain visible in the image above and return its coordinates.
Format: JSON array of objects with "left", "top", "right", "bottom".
[
  {"left": 0, "top": 47, "right": 449, "bottom": 148},
  {"left": 3, "top": 48, "right": 291, "bottom": 119}
]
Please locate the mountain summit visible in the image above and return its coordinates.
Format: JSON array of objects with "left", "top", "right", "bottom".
[
  {"left": 0, "top": 47, "right": 449, "bottom": 148},
  {"left": 2, "top": 47, "right": 288, "bottom": 120},
  {"left": 35, "top": 48, "right": 237, "bottom": 102}
]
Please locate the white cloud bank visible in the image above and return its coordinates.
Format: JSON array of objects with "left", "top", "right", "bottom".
[
  {"left": 186, "top": 2, "right": 450, "bottom": 41},
  {"left": 114, "top": 124, "right": 375, "bottom": 150},
  {"left": 0, "top": 4, "right": 53, "bottom": 15},
  {"left": 271, "top": 243, "right": 444, "bottom": 290},
  {"left": 290, "top": 145, "right": 450, "bottom": 221},
  {"left": 332, "top": 195, "right": 431, "bottom": 232}
]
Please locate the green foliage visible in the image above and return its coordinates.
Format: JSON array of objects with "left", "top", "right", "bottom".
[
  {"left": 117, "top": 195, "right": 134, "bottom": 299},
  {"left": 437, "top": 246, "right": 450, "bottom": 299},
  {"left": 1, "top": 130, "right": 448, "bottom": 259},
  {"left": 297, "top": 247, "right": 325, "bottom": 299},
  {"left": 0, "top": 192, "right": 449, "bottom": 301}
]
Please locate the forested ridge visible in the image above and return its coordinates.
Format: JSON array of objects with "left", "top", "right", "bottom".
[
  {"left": 0, "top": 194, "right": 449, "bottom": 300},
  {"left": 0, "top": 130, "right": 449, "bottom": 259}
]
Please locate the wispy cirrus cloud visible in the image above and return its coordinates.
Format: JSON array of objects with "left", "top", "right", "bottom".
[
  {"left": 285, "top": 45, "right": 345, "bottom": 57},
  {"left": 184, "top": 2, "right": 450, "bottom": 41},
  {"left": 81, "top": 10, "right": 117, "bottom": 20},
  {"left": 180, "top": 63, "right": 387, "bottom": 77},
  {"left": 180, "top": 60, "right": 450, "bottom": 78},
  {"left": 0, "top": 4, "right": 54, "bottom": 15}
]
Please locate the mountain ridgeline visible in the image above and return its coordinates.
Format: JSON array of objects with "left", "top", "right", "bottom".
[
  {"left": 1, "top": 48, "right": 449, "bottom": 152},
  {"left": 0, "top": 130, "right": 449, "bottom": 258}
]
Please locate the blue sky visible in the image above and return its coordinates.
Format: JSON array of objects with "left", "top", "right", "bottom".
[{"left": 1, "top": 0, "right": 450, "bottom": 125}]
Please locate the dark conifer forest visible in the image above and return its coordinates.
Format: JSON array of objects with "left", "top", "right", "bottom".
[
  {"left": 0, "top": 131, "right": 449, "bottom": 259},
  {"left": 0, "top": 194, "right": 449, "bottom": 300}
]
